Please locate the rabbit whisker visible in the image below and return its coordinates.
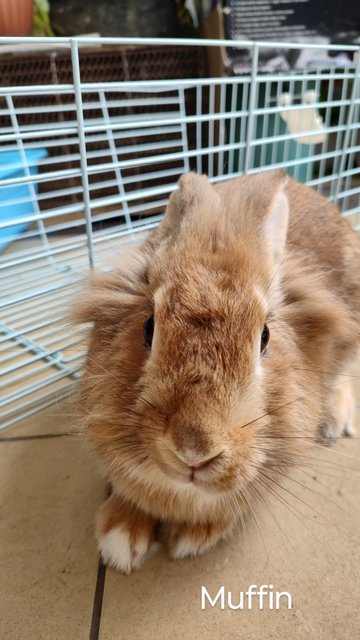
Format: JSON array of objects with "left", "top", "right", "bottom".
[{"left": 254, "top": 474, "right": 324, "bottom": 548}]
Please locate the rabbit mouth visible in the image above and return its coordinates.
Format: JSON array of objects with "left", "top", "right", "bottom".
[{"left": 154, "top": 455, "right": 231, "bottom": 495}]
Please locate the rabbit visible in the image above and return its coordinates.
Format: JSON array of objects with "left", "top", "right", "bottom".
[{"left": 75, "top": 170, "right": 360, "bottom": 574}]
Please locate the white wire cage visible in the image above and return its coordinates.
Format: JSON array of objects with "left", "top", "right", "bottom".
[{"left": 1, "top": 36, "right": 360, "bottom": 430}]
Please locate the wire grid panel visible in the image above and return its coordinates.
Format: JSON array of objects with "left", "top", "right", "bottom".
[{"left": 0, "top": 37, "right": 360, "bottom": 429}]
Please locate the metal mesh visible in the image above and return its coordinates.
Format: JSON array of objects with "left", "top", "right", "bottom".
[{"left": 1, "top": 37, "right": 360, "bottom": 430}]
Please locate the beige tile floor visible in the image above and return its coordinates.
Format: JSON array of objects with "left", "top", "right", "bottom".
[{"left": 1, "top": 385, "right": 360, "bottom": 640}]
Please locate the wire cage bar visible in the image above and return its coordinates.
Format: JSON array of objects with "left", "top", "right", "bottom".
[{"left": 0, "top": 36, "right": 360, "bottom": 429}]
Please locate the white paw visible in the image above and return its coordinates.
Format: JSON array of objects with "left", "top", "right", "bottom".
[
  {"left": 343, "top": 422, "right": 356, "bottom": 437},
  {"left": 169, "top": 523, "right": 234, "bottom": 560},
  {"left": 323, "top": 377, "right": 356, "bottom": 441},
  {"left": 97, "top": 527, "right": 158, "bottom": 574},
  {"left": 324, "top": 418, "right": 356, "bottom": 441},
  {"left": 170, "top": 534, "right": 211, "bottom": 559}
]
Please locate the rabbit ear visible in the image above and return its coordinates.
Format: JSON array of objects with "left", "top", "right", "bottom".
[
  {"left": 144, "top": 172, "right": 222, "bottom": 255},
  {"left": 219, "top": 170, "right": 289, "bottom": 266},
  {"left": 214, "top": 170, "right": 289, "bottom": 266},
  {"left": 264, "top": 175, "right": 289, "bottom": 265},
  {"left": 176, "top": 172, "right": 216, "bottom": 213},
  {"left": 162, "top": 172, "right": 220, "bottom": 233}
]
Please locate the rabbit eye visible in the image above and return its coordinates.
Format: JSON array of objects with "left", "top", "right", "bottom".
[
  {"left": 260, "top": 324, "right": 270, "bottom": 354},
  {"left": 143, "top": 315, "right": 154, "bottom": 348}
]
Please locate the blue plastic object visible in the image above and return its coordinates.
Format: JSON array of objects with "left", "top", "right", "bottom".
[{"left": 0, "top": 148, "right": 48, "bottom": 252}]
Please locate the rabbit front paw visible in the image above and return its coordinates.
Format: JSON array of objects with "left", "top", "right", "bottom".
[
  {"left": 321, "top": 375, "right": 356, "bottom": 443},
  {"left": 168, "top": 521, "right": 234, "bottom": 559},
  {"left": 96, "top": 494, "right": 158, "bottom": 574}
]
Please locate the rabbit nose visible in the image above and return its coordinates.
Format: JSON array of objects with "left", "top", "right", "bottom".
[
  {"left": 176, "top": 450, "right": 223, "bottom": 470},
  {"left": 190, "top": 454, "right": 221, "bottom": 470}
]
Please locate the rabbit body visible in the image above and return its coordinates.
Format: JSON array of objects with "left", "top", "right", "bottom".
[{"left": 76, "top": 171, "right": 360, "bottom": 573}]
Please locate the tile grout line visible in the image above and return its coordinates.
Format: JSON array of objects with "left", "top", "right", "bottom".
[
  {"left": 89, "top": 560, "right": 107, "bottom": 640},
  {"left": 0, "top": 432, "right": 69, "bottom": 442},
  {"left": 89, "top": 484, "right": 111, "bottom": 640}
]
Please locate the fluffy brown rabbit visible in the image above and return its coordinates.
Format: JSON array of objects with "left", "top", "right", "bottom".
[{"left": 76, "top": 170, "right": 360, "bottom": 573}]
